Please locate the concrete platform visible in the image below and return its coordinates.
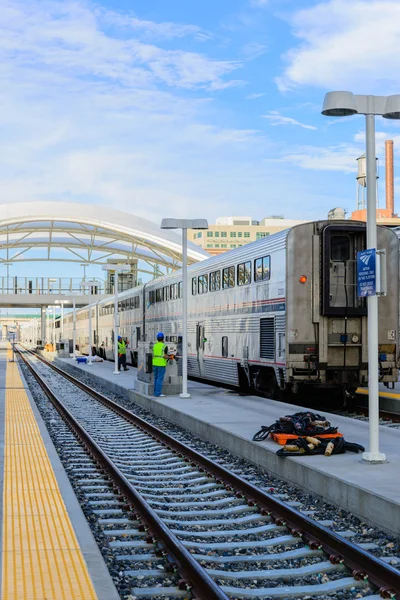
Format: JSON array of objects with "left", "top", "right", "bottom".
[
  {"left": 57, "top": 356, "right": 400, "bottom": 536},
  {"left": 0, "top": 344, "right": 120, "bottom": 600}
]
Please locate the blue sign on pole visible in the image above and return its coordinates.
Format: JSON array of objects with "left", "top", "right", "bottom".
[{"left": 357, "top": 248, "right": 376, "bottom": 297}]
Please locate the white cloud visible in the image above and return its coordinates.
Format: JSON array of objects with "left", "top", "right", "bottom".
[
  {"left": 0, "top": 0, "right": 242, "bottom": 91},
  {"left": 246, "top": 93, "right": 266, "bottom": 99},
  {"left": 277, "top": 144, "right": 361, "bottom": 172},
  {"left": 277, "top": 0, "right": 400, "bottom": 92},
  {"left": 0, "top": 0, "right": 274, "bottom": 222},
  {"left": 241, "top": 42, "right": 267, "bottom": 59},
  {"left": 276, "top": 131, "right": 400, "bottom": 173},
  {"left": 101, "top": 10, "right": 211, "bottom": 41},
  {"left": 263, "top": 111, "right": 317, "bottom": 130}
]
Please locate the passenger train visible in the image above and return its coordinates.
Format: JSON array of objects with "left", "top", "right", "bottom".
[{"left": 37, "top": 220, "right": 400, "bottom": 400}]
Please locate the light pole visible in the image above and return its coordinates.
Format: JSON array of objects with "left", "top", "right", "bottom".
[
  {"left": 161, "top": 218, "right": 208, "bottom": 398},
  {"left": 102, "top": 264, "right": 131, "bottom": 374},
  {"left": 80, "top": 281, "right": 97, "bottom": 365},
  {"left": 322, "top": 92, "right": 400, "bottom": 463},
  {"left": 55, "top": 300, "right": 71, "bottom": 340},
  {"left": 73, "top": 296, "right": 76, "bottom": 358},
  {"left": 47, "top": 306, "right": 56, "bottom": 348}
]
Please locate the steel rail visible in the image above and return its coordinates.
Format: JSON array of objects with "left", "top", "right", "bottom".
[
  {"left": 21, "top": 347, "right": 400, "bottom": 598},
  {"left": 354, "top": 404, "right": 400, "bottom": 423},
  {"left": 17, "top": 347, "right": 228, "bottom": 600}
]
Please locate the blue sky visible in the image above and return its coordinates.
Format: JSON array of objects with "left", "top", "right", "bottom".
[{"left": 1, "top": 0, "right": 400, "bottom": 282}]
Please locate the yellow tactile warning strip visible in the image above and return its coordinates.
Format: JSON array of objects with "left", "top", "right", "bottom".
[
  {"left": 357, "top": 387, "right": 400, "bottom": 400},
  {"left": 1, "top": 350, "right": 98, "bottom": 600}
]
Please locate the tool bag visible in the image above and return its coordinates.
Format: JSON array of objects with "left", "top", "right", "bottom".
[{"left": 252, "top": 411, "right": 338, "bottom": 442}]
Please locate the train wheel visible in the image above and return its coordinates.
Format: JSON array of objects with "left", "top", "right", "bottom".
[{"left": 254, "top": 369, "right": 279, "bottom": 399}]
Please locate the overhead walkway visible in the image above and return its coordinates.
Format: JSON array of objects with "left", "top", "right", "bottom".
[{"left": 0, "top": 277, "right": 109, "bottom": 308}]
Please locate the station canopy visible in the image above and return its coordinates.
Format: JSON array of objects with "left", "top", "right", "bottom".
[{"left": 0, "top": 202, "right": 209, "bottom": 276}]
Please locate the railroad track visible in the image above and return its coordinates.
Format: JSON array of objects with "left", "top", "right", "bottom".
[
  {"left": 17, "top": 347, "right": 400, "bottom": 600},
  {"left": 352, "top": 400, "right": 400, "bottom": 425}
]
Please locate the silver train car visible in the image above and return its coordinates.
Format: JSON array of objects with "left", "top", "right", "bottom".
[{"left": 59, "top": 220, "right": 399, "bottom": 399}]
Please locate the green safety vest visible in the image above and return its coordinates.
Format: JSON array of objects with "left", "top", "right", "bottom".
[
  {"left": 118, "top": 340, "right": 126, "bottom": 355},
  {"left": 152, "top": 342, "right": 167, "bottom": 367}
]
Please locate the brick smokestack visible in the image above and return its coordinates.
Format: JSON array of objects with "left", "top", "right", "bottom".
[{"left": 385, "top": 140, "right": 394, "bottom": 217}]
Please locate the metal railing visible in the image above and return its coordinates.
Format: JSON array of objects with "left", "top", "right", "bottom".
[{"left": 0, "top": 277, "right": 105, "bottom": 295}]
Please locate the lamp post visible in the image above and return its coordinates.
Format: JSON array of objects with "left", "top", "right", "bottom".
[
  {"left": 80, "top": 280, "right": 97, "bottom": 365},
  {"left": 322, "top": 92, "right": 400, "bottom": 463},
  {"left": 55, "top": 300, "right": 71, "bottom": 340},
  {"left": 161, "top": 218, "right": 208, "bottom": 398},
  {"left": 47, "top": 306, "right": 56, "bottom": 348},
  {"left": 102, "top": 264, "right": 131, "bottom": 374}
]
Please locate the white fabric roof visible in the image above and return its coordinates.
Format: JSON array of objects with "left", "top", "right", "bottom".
[{"left": 0, "top": 201, "right": 209, "bottom": 270}]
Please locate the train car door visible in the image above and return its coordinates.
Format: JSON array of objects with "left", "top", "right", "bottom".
[{"left": 196, "top": 322, "right": 205, "bottom": 377}]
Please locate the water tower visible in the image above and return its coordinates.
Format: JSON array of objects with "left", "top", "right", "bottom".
[{"left": 356, "top": 153, "right": 379, "bottom": 210}]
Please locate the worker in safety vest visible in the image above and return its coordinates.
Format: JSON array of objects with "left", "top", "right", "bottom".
[
  {"left": 152, "top": 332, "right": 169, "bottom": 397},
  {"left": 117, "top": 336, "right": 129, "bottom": 371}
]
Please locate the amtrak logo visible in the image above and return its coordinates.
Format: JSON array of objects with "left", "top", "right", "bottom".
[{"left": 360, "top": 253, "right": 373, "bottom": 266}]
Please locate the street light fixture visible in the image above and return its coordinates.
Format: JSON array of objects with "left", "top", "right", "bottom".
[
  {"left": 102, "top": 264, "right": 131, "bottom": 374},
  {"left": 322, "top": 91, "right": 400, "bottom": 463},
  {"left": 161, "top": 218, "right": 208, "bottom": 398}
]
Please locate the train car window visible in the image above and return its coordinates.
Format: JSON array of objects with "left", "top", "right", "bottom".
[
  {"left": 192, "top": 277, "right": 197, "bottom": 295},
  {"left": 163, "top": 286, "right": 170, "bottom": 302},
  {"left": 178, "top": 282, "right": 183, "bottom": 298},
  {"left": 222, "top": 336, "right": 228, "bottom": 358},
  {"left": 263, "top": 256, "right": 271, "bottom": 280},
  {"left": 136, "top": 327, "right": 141, "bottom": 342},
  {"left": 149, "top": 290, "right": 155, "bottom": 305},
  {"left": 331, "top": 235, "right": 350, "bottom": 262},
  {"left": 198, "top": 274, "right": 208, "bottom": 294},
  {"left": 237, "top": 261, "right": 251, "bottom": 286},
  {"left": 255, "top": 258, "right": 262, "bottom": 281},
  {"left": 209, "top": 270, "right": 221, "bottom": 291},
  {"left": 156, "top": 289, "right": 162, "bottom": 303},
  {"left": 255, "top": 256, "right": 271, "bottom": 282},
  {"left": 222, "top": 266, "right": 235, "bottom": 289},
  {"left": 170, "top": 283, "right": 176, "bottom": 300},
  {"left": 134, "top": 296, "right": 140, "bottom": 309}
]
